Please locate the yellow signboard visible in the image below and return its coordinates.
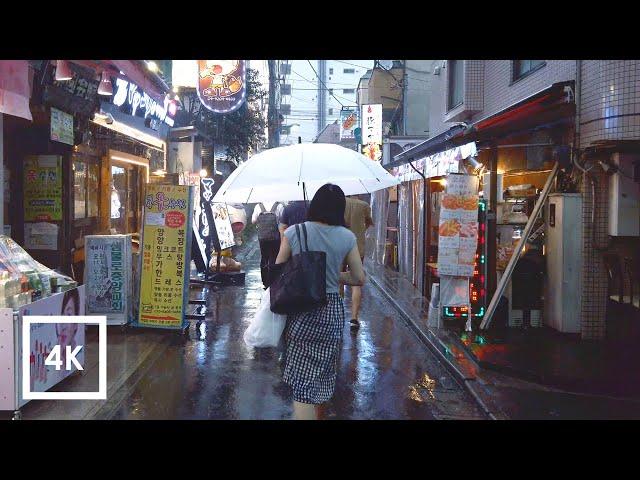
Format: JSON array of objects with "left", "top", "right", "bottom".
[
  {"left": 24, "top": 155, "right": 63, "bottom": 221},
  {"left": 138, "top": 184, "right": 193, "bottom": 329}
]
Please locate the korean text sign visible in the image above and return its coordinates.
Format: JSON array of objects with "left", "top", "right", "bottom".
[
  {"left": 437, "top": 175, "right": 479, "bottom": 277},
  {"left": 138, "top": 185, "right": 193, "bottom": 329},
  {"left": 24, "top": 155, "right": 63, "bottom": 221}
]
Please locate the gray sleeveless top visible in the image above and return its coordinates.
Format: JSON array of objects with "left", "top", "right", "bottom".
[{"left": 284, "top": 221, "right": 356, "bottom": 293}]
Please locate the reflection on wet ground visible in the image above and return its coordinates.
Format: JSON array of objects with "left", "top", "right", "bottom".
[
  {"left": 108, "top": 240, "right": 486, "bottom": 420},
  {"left": 5, "top": 236, "right": 486, "bottom": 420}
]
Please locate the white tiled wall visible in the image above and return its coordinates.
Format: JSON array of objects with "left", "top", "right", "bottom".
[{"left": 579, "top": 60, "right": 640, "bottom": 147}]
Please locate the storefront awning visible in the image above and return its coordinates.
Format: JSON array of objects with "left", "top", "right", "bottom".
[
  {"left": 388, "top": 81, "right": 575, "bottom": 170},
  {"left": 393, "top": 142, "right": 478, "bottom": 182},
  {"left": 467, "top": 81, "right": 575, "bottom": 143},
  {"left": 388, "top": 124, "right": 467, "bottom": 168},
  {"left": 0, "top": 61, "right": 33, "bottom": 121}
]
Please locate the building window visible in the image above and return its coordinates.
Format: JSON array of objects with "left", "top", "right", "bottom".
[
  {"left": 329, "top": 68, "right": 334, "bottom": 75},
  {"left": 448, "top": 60, "right": 464, "bottom": 111},
  {"left": 328, "top": 108, "right": 334, "bottom": 115},
  {"left": 512, "top": 60, "right": 546, "bottom": 81},
  {"left": 73, "top": 156, "right": 100, "bottom": 220},
  {"left": 343, "top": 89, "right": 355, "bottom": 94},
  {"left": 343, "top": 68, "right": 355, "bottom": 74}
]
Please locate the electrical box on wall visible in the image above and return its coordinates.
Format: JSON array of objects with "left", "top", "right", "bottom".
[{"left": 609, "top": 153, "right": 640, "bottom": 236}]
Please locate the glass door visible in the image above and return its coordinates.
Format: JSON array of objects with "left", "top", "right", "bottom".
[{"left": 110, "top": 165, "right": 127, "bottom": 233}]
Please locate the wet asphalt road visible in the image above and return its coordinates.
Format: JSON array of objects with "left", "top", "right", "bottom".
[{"left": 103, "top": 238, "right": 487, "bottom": 420}]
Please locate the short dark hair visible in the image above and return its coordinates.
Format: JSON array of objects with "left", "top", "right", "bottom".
[{"left": 307, "top": 183, "right": 346, "bottom": 227}]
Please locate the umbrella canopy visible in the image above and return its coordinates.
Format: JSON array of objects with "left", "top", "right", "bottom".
[{"left": 212, "top": 143, "right": 400, "bottom": 203}]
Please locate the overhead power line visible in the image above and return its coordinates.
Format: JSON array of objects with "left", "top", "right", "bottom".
[{"left": 306, "top": 60, "right": 345, "bottom": 107}]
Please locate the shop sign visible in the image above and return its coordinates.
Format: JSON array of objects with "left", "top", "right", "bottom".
[
  {"left": 437, "top": 174, "right": 479, "bottom": 278},
  {"left": 24, "top": 222, "right": 59, "bottom": 250},
  {"left": 211, "top": 203, "right": 235, "bottom": 251},
  {"left": 19, "top": 287, "right": 86, "bottom": 395},
  {"left": 112, "top": 78, "right": 176, "bottom": 130},
  {"left": 361, "top": 104, "right": 382, "bottom": 144},
  {"left": 138, "top": 185, "right": 193, "bottom": 329},
  {"left": 197, "top": 60, "right": 247, "bottom": 114},
  {"left": 44, "top": 64, "right": 99, "bottom": 117},
  {"left": 339, "top": 108, "right": 358, "bottom": 140},
  {"left": 50, "top": 107, "right": 74, "bottom": 145},
  {"left": 24, "top": 155, "right": 63, "bottom": 222},
  {"left": 193, "top": 177, "right": 214, "bottom": 266},
  {"left": 85, "top": 235, "right": 132, "bottom": 325}
]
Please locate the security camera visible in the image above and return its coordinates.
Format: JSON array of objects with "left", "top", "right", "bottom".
[{"left": 105, "top": 113, "right": 114, "bottom": 125}]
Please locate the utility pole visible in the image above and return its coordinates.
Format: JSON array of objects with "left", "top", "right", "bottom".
[
  {"left": 318, "top": 60, "right": 326, "bottom": 136},
  {"left": 268, "top": 59, "right": 279, "bottom": 148}
]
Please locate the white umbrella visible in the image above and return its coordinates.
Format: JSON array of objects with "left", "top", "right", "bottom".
[{"left": 213, "top": 143, "right": 400, "bottom": 203}]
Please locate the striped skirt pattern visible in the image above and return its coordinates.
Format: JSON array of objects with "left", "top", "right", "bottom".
[{"left": 282, "top": 293, "right": 345, "bottom": 404}]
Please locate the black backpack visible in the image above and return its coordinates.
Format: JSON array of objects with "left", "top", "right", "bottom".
[
  {"left": 269, "top": 223, "right": 327, "bottom": 314},
  {"left": 256, "top": 203, "right": 281, "bottom": 241}
]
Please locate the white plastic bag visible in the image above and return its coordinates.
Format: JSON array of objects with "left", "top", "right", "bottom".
[{"left": 243, "top": 288, "right": 286, "bottom": 348}]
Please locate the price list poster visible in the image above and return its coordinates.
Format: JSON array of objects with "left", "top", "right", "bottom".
[
  {"left": 437, "top": 175, "right": 479, "bottom": 278},
  {"left": 138, "top": 185, "right": 193, "bottom": 329}
]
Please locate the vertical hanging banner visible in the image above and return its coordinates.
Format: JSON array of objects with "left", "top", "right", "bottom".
[
  {"left": 437, "top": 174, "right": 479, "bottom": 278},
  {"left": 339, "top": 108, "right": 358, "bottom": 140},
  {"left": 361, "top": 103, "right": 383, "bottom": 161},
  {"left": 138, "top": 185, "right": 193, "bottom": 329},
  {"left": 24, "top": 155, "right": 63, "bottom": 221},
  {"left": 197, "top": 60, "right": 247, "bottom": 114}
]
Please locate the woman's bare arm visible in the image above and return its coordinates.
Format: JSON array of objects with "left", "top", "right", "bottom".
[
  {"left": 275, "top": 235, "right": 292, "bottom": 265},
  {"left": 339, "top": 246, "right": 366, "bottom": 286}
]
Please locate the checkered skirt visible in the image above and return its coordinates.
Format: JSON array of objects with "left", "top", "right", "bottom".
[{"left": 282, "top": 293, "right": 345, "bottom": 404}]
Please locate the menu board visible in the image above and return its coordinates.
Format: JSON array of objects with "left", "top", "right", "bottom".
[
  {"left": 211, "top": 202, "right": 235, "bottom": 251},
  {"left": 50, "top": 107, "right": 74, "bottom": 145},
  {"left": 138, "top": 185, "right": 193, "bottom": 329},
  {"left": 437, "top": 175, "right": 479, "bottom": 277},
  {"left": 85, "top": 235, "right": 132, "bottom": 325},
  {"left": 24, "top": 155, "right": 63, "bottom": 221}
]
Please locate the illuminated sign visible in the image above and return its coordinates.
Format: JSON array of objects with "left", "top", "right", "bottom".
[
  {"left": 444, "top": 198, "right": 488, "bottom": 319},
  {"left": 197, "top": 60, "right": 247, "bottom": 114},
  {"left": 112, "top": 78, "right": 175, "bottom": 129}
]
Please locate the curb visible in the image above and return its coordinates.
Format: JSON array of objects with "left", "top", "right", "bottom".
[{"left": 369, "top": 273, "right": 501, "bottom": 420}]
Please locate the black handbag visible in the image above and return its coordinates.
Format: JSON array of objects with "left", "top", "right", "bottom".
[{"left": 269, "top": 223, "right": 327, "bottom": 315}]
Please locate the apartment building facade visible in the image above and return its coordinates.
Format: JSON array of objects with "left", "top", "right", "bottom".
[{"left": 278, "top": 60, "right": 373, "bottom": 144}]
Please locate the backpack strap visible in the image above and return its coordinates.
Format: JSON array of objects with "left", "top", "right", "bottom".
[
  {"left": 269, "top": 202, "right": 280, "bottom": 213},
  {"left": 258, "top": 203, "right": 266, "bottom": 213}
]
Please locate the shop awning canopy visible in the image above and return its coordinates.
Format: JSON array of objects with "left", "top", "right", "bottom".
[{"left": 388, "top": 124, "right": 467, "bottom": 168}]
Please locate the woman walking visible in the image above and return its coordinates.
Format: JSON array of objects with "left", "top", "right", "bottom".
[{"left": 275, "top": 184, "right": 365, "bottom": 420}]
